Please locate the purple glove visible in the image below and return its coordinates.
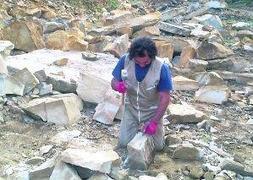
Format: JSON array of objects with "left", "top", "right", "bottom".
[
  {"left": 144, "top": 120, "right": 158, "bottom": 135},
  {"left": 115, "top": 81, "right": 127, "bottom": 93}
]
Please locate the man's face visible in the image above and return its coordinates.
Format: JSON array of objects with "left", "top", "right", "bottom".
[{"left": 134, "top": 52, "right": 151, "bottom": 68}]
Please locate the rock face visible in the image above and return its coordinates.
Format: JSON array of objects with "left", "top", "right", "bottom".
[
  {"left": 196, "top": 41, "right": 233, "bottom": 60},
  {"left": 49, "top": 161, "right": 81, "bottom": 180},
  {"left": 22, "top": 93, "right": 83, "bottom": 125},
  {"left": 126, "top": 133, "right": 155, "bottom": 170},
  {"left": 195, "top": 85, "right": 230, "bottom": 104},
  {"left": 173, "top": 76, "right": 199, "bottom": 91},
  {"left": 61, "top": 149, "right": 120, "bottom": 174},
  {"left": 167, "top": 104, "right": 206, "bottom": 124},
  {"left": 2, "top": 20, "right": 45, "bottom": 52}
]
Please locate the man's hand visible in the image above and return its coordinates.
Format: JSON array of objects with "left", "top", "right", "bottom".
[
  {"left": 143, "top": 120, "right": 158, "bottom": 135},
  {"left": 115, "top": 81, "right": 127, "bottom": 93}
]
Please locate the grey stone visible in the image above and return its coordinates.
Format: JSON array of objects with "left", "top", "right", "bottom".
[
  {"left": 26, "top": 156, "right": 45, "bottom": 165},
  {"left": 13, "top": 68, "right": 39, "bottom": 94},
  {"left": 220, "top": 159, "right": 253, "bottom": 176},
  {"left": 158, "top": 22, "right": 191, "bottom": 36},
  {"left": 139, "top": 173, "right": 168, "bottom": 180},
  {"left": 22, "top": 93, "right": 82, "bottom": 125},
  {"left": 61, "top": 149, "right": 120, "bottom": 174},
  {"left": 246, "top": 119, "right": 253, "bottom": 125},
  {"left": 39, "top": 82, "right": 53, "bottom": 96},
  {"left": 44, "top": 21, "right": 65, "bottom": 34},
  {"left": 34, "top": 70, "right": 47, "bottom": 82},
  {"left": 196, "top": 41, "right": 233, "bottom": 60},
  {"left": 109, "top": 166, "right": 128, "bottom": 180},
  {"left": 126, "top": 132, "right": 155, "bottom": 170},
  {"left": 204, "top": 171, "right": 215, "bottom": 180},
  {"left": 165, "top": 135, "right": 182, "bottom": 146},
  {"left": 207, "top": 59, "right": 234, "bottom": 71},
  {"left": 49, "top": 161, "right": 81, "bottom": 180},
  {"left": 82, "top": 52, "right": 99, "bottom": 61},
  {"left": 186, "top": 165, "right": 204, "bottom": 179},
  {"left": 47, "top": 76, "right": 77, "bottom": 93},
  {"left": 193, "top": 14, "right": 223, "bottom": 30},
  {"left": 6, "top": 171, "right": 29, "bottom": 180},
  {"left": 207, "top": 1, "right": 227, "bottom": 9},
  {"left": 195, "top": 85, "right": 230, "bottom": 104},
  {"left": 188, "top": 59, "right": 208, "bottom": 72},
  {"left": 232, "top": 22, "right": 250, "bottom": 30},
  {"left": 193, "top": 72, "right": 224, "bottom": 86},
  {"left": 172, "top": 143, "right": 201, "bottom": 161},
  {"left": 161, "top": 7, "right": 187, "bottom": 22},
  {"left": 40, "top": 145, "right": 53, "bottom": 155},
  {"left": 29, "top": 157, "right": 56, "bottom": 180}
]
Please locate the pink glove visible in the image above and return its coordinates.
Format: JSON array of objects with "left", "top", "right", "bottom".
[
  {"left": 144, "top": 120, "right": 158, "bottom": 135},
  {"left": 115, "top": 81, "right": 127, "bottom": 93}
]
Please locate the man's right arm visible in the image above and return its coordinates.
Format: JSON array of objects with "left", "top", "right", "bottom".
[{"left": 111, "top": 55, "right": 126, "bottom": 92}]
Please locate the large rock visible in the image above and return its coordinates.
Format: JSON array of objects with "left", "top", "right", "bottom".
[
  {"left": 193, "top": 72, "right": 225, "bottom": 86},
  {"left": 135, "top": 26, "right": 160, "bottom": 37},
  {"left": 196, "top": 41, "right": 233, "bottom": 60},
  {"left": 173, "top": 76, "right": 199, "bottom": 91},
  {"left": 103, "top": 10, "right": 133, "bottom": 26},
  {"left": 77, "top": 72, "right": 111, "bottom": 104},
  {"left": 167, "top": 104, "right": 206, "bottom": 124},
  {"left": 49, "top": 161, "right": 81, "bottom": 180},
  {"left": 4, "top": 75, "right": 25, "bottom": 96},
  {"left": 177, "top": 45, "right": 196, "bottom": 68},
  {"left": 188, "top": 59, "right": 208, "bottom": 72},
  {"left": 220, "top": 159, "right": 253, "bottom": 177},
  {"left": 126, "top": 132, "right": 155, "bottom": 170},
  {"left": 2, "top": 20, "right": 45, "bottom": 52},
  {"left": 61, "top": 149, "right": 120, "bottom": 174},
  {"left": 22, "top": 93, "right": 83, "bottom": 125},
  {"left": 29, "top": 157, "right": 56, "bottom": 180},
  {"left": 158, "top": 22, "right": 191, "bottom": 36},
  {"left": 207, "top": 58, "right": 234, "bottom": 71},
  {"left": 232, "top": 22, "right": 250, "bottom": 31},
  {"left": 93, "top": 89, "right": 121, "bottom": 125},
  {"left": 13, "top": 68, "right": 39, "bottom": 94},
  {"left": 103, "top": 34, "right": 129, "bottom": 58},
  {"left": 44, "top": 21, "right": 65, "bottom": 34},
  {"left": 195, "top": 85, "right": 230, "bottom": 104},
  {"left": 193, "top": 14, "right": 223, "bottom": 30},
  {"left": 0, "top": 56, "right": 7, "bottom": 74},
  {"left": 0, "top": 40, "right": 14, "bottom": 58},
  {"left": 172, "top": 143, "right": 201, "bottom": 161},
  {"left": 155, "top": 41, "right": 174, "bottom": 60},
  {"left": 91, "top": 12, "right": 160, "bottom": 35},
  {"left": 46, "top": 29, "right": 88, "bottom": 51}
]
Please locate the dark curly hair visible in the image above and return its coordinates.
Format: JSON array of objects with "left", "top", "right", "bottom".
[{"left": 128, "top": 36, "right": 157, "bottom": 60}]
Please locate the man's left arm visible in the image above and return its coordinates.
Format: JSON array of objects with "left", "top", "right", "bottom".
[{"left": 152, "top": 91, "right": 171, "bottom": 123}]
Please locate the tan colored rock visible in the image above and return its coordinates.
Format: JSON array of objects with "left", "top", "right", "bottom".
[
  {"left": 193, "top": 72, "right": 224, "bottom": 86},
  {"left": 155, "top": 41, "right": 174, "bottom": 60},
  {"left": 42, "top": 8, "right": 57, "bottom": 20},
  {"left": 46, "top": 29, "right": 88, "bottom": 51},
  {"left": 196, "top": 41, "right": 233, "bottom": 60},
  {"left": 53, "top": 58, "right": 69, "bottom": 66},
  {"left": 136, "top": 26, "right": 160, "bottom": 37},
  {"left": 22, "top": 93, "right": 83, "bottom": 125},
  {"left": 173, "top": 76, "right": 199, "bottom": 91},
  {"left": 104, "top": 34, "right": 129, "bottom": 58},
  {"left": 178, "top": 45, "right": 196, "bottom": 68},
  {"left": 103, "top": 10, "right": 133, "bottom": 26},
  {"left": 116, "top": 26, "right": 133, "bottom": 36},
  {"left": 2, "top": 20, "right": 45, "bottom": 52},
  {"left": 167, "top": 104, "right": 206, "bottom": 124}
]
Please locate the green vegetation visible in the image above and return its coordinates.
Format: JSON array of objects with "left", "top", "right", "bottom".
[{"left": 68, "top": 0, "right": 120, "bottom": 13}]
